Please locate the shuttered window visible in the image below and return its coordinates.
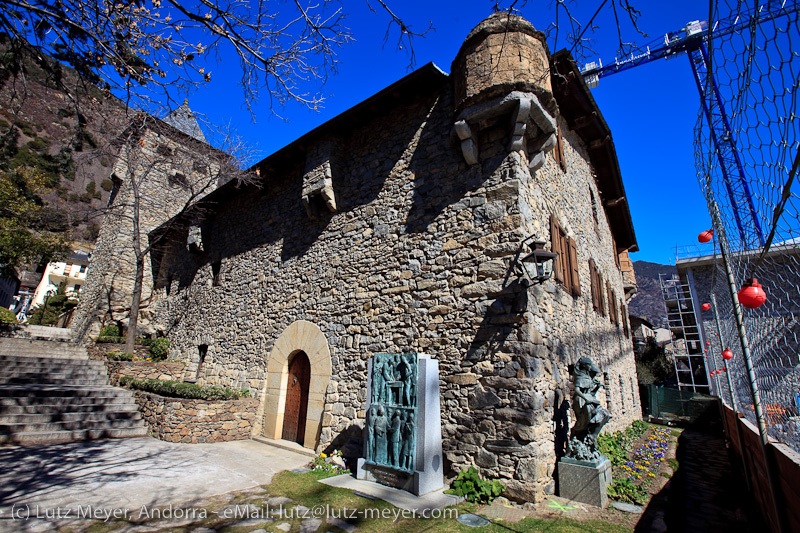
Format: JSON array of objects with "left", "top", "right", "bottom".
[
  {"left": 552, "top": 124, "right": 566, "bottom": 172},
  {"left": 607, "top": 283, "right": 619, "bottom": 326},
  {"left": 622, "top": 302, "right": 630, "bottom": 337},
  {"left": 550, "top": 215, "right": 564, "bottom": 284},
  {"left": 598, "top": 271, "right": 606, "bottom": 316},
  {"left": 550, "top": 214, "right": 580, "bottom": 297}
]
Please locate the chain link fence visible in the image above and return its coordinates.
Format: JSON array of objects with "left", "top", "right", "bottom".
[{"left": 692, "top": 0, "right": 800, "bottom": 453}]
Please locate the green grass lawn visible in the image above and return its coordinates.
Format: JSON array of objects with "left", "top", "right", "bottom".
[{"left": 217, "top": 470, "right": 633, "bottom": 533}]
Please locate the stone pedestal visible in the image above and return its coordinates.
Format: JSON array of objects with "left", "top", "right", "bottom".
[
  {"left": 557, "top": 457, "right": 612, "bottom": 508},
  {"left": 357, "top": 354, "right": 443, "bottom": 496}
]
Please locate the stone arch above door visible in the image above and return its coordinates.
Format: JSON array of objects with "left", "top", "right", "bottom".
[{"left": 262, "top": 320, "right": 331, "bottom": 450}]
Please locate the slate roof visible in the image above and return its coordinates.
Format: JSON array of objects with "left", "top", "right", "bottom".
[{"left": 162, "top": 99, "right": 207, "bottom": 143}]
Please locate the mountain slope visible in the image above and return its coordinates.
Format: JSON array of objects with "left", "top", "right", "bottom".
[{"left": 629, "top": 260, "right": 676, "bottom": 327}]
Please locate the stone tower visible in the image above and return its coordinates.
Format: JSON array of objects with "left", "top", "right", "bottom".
[{"left": 450, "top": 12, "right": 559, "bottom": 171}]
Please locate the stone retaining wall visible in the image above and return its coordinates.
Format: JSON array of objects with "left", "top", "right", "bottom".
[
  {"left": 106, "top": 361, "right": 185, "bottom": 384},
  {"left": 132, "top": 390, "right": 258, "bottom": 443}
]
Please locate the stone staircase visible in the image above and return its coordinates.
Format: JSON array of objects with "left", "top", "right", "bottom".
[{"left": 0, "top": 338, "right": 148, "bottom": 445}]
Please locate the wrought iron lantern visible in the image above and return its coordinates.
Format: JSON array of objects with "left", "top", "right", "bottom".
[{"left": 517, "top": 238, "right": 558, "bottom": 286}]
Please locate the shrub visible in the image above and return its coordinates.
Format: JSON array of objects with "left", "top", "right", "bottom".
[
  {"left": 120, "top": 378, "right": 247, "bottom": 400},
  {"left": 447, "top": 466, "right": 504, "bottom": 504},
  {"left": 106, "top": 351, "right": 136, "bottom": 361},
  {"left": 100, "top": 324, "right": 121, "bottom": 337},
  {"left": 607, "top": 478, "right": 649, "bottom": 506},
  {"left": 149, "top": 338, "right": 170, "bottom": 361},
  {"left": 0, "top": 307, "right": 17, "bottom": 324}
]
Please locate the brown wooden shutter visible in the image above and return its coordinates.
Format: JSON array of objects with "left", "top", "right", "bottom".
[
  {"left": 622, "top": 303, "right": 630, "bottom": 337},
  {"left": 612, "top": 237, "right": 620, "bottom": 269},
  {"left": 569, "top": 238, "right": 580, "bottom": 297},
  {"left": 609, "top": 286, "right": 617, "bottom": 325},
  {"left": 598, "top": 272, "right": 605, "bottom": 316},
  {"left": 553, "top": 124, "right": 566, "bottom": 172},
  {"left": 550, "top": 215, "right": 564, "bottom": 284}
]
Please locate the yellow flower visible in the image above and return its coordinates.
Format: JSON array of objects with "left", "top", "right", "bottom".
[{"left": 320, "top": 453, "right": 327, "bottom": 458}]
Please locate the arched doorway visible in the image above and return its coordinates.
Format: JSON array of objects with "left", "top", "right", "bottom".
[
  {"left": 262, "top": 320, "right": 331, "bottom": 450},
  {"left": 282, "top": 351, "right": 310, "bottom": 444}
]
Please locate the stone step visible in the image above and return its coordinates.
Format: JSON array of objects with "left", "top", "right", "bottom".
[
  {"left": 0, "top": 339, "right": 87, "bottom": 359},
  {"left": 0, "top": 402, "right": 139, "bottom": 415},
  {"left": 0, "top": 426, "right": 149, "bottom": 445},
  {"left": 0, "top": 386, "right": 136, "bottom": 400},
  {"left": 0, "top": 376, "right": 110, "bottom": 386},
  {"left": 0, "top": 355, "right": 105, "bottom": 367},
  {"left": 1, "top": 417, "right": 145, "bottom": 434},
  {"left": 16, "top": 325, "right": 74, "bottom": 342},
  {"left": 0, "top": 367, "right": 107, "bottom": 378},
  {"left": 0, "top": 411, "right": 142, "bottom": 424}
]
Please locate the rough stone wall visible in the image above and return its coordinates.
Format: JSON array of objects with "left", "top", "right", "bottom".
[
  {"left": 151, "top": 75, "right": 639, "bottom": 501},
  {"left": 72, "top": 126, "right": 221, "bottom": 339},
  {"left": 133, "top": 390, "right": 258, "bottom": 443},
  {"left": 105, "top": 361, "right": 185, "bottom": 384}
]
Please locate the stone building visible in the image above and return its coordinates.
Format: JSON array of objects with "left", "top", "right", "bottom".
[
  {"left": 72, "top": 102, "right": 227, "bottom": 338},
  {"left": 83, "top": 13, "right": 641, "bottom": 502}
]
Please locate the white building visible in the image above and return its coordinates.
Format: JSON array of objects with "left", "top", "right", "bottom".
[{"left": 32, "top": 250, "right": 92, "bottom": 307}]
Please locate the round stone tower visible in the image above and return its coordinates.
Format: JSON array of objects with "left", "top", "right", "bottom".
[{"left": 451, "top": 12, "right": 556, "bottom": 116}]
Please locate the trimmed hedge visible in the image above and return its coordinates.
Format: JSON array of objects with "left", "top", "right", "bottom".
[
  {"left": 106, "top": 352, "right": 136, "bottom": 361},
  {"left": 119, "top": 377, "right": 249, "bottom": 400}
]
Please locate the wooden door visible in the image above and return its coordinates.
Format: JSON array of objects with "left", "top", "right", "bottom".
[{"left": 282, "top": 351, "right": 310, "bottom": 444}]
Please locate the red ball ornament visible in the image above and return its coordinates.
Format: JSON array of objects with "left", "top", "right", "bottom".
[
  {"left": 721, "top": 368, "right": 727, "bottom": 373},
  {"left": 704, "top": 349, "right": 708, "bottom": 353},
  {"left": 738, "top": 278, "right": 767, "bottom": 309},
  {"left": 698, "top": 229, "right": 714, "bottom": 243},
  {"left": 702, "top": 303, "right": 711, "bottom": 311},
  {"left": 705, "top": 341, "right": 711, "bottom": 346},
  {"left": 722, "top": 349, "right": 734, "bottom": 360}
]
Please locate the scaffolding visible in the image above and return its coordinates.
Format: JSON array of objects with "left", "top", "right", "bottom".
[{"left": 659, "top": 273, "right": 710, "bottom": 393}]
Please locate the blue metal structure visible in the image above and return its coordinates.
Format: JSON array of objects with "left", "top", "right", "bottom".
[{"left": 581, "top": 0, "right": 800, "bottom": 249}]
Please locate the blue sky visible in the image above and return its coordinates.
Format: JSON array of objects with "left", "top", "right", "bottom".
[{"left": 185, "top": 1, "right": 713, "bottom": 265}]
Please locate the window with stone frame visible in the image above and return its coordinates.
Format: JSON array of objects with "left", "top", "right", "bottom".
[
  {"left": 551, "top": 124, "right": 567, "bottom": 172},
  {"left": 550, "top": 214, "right": 580, "bottom": 297},
  {"left": 588, "top": 259, "right": 606, "bottom": 316}
]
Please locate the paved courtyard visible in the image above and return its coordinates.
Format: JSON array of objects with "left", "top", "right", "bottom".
[{"left": 0, "top": 437, "right": 309, "bottom": 531}]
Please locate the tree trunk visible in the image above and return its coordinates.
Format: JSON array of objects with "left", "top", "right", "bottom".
[{"left": 125, "top": 256, "right": 145, "bottom": 354}]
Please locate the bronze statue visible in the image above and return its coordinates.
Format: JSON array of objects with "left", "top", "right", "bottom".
[{"left": 566, "top": 356, "right": 611, "bottom": 462}]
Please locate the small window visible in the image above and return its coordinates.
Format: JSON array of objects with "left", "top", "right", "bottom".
[
  {"left": 157, "top": 144, "right": 173, "bottom": 156},
  {"left": 79, "top": 265, "right": 86, "bottom": 273},
  {"left": 195, "top": 344, "right": 208, "bottom": 380},
  {"left": 107, "top": 174, "right": 123, "bottom": 207},
  {"left": 211, "top": 261, "right": 222, "bottom": 287},
  {"left": 73, "top": 284, "right": 81, "bottom": 293},
  {"left": 590, "top": 187, "right": 599, "bottom": 227},
  {"left": 169, "top": 172, "right": 189, "bottom": 189}
]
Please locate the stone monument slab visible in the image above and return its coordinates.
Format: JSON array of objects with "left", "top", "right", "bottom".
[
  {"left": 357, "top": 353, "right": 443, "bottom": 496},
  {"left": 557, "top": 458, "right": 612, "bottom": 508}
]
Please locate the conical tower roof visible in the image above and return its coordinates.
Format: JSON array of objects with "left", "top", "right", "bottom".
[{"left": 162, "top": 99, "right": 207, "bottom": 143}]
